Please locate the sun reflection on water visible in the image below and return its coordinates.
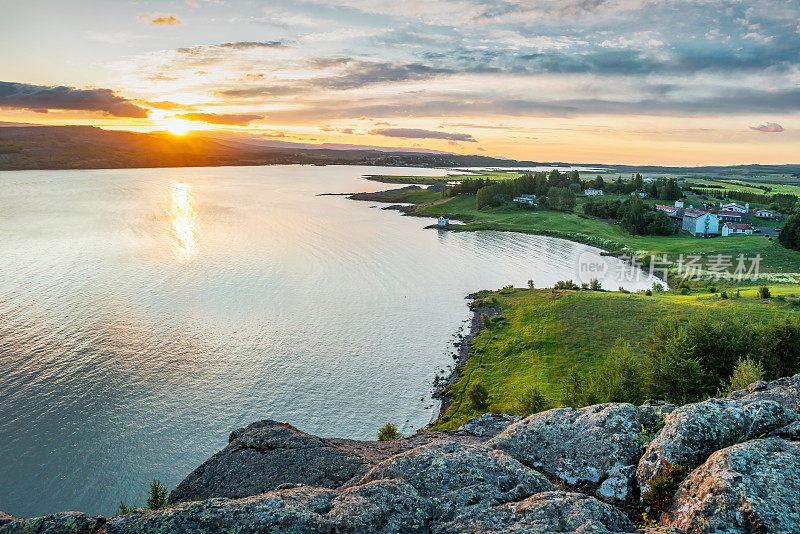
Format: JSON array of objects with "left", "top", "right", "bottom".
[{"left": 168, "top": 182, "right": 198, "bottom": 263}]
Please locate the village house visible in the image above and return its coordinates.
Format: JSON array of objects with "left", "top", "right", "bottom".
[
  {"left": 513, "top": 194, "right": 538, "bottom": 207},
  {"left": 721, "top": 202, "right": 749, "bottom": 213},
  {"left": 682, "top": 209, "right": 719, "bottom": 237},
  {"left": 755, "top": 209, "right": 776, "bottom": 219},
  {"left": 716, "top": 210, "right": 743, "bottom": 222},
  {"left": 674, "top": 199, "right": 685, "bottom": 208},
  {"left": 656, "top": 204, "right": 679, "bottom": 215},
  {"left": 631, "top": 190, "right": 648, "bottom": 198},
  {"left": 721, "top": 222, "right": 754, "bottom": 236},
  {"left": 584, "top": 188, "right": 603, "bottom": 196}
]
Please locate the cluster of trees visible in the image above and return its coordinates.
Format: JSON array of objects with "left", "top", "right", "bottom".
[
  {"left": 587, "top": 174, "right": 682, "bottom": 201},
  {"left": 584, "top": 196, "right": 673, "bottom": 235},
  {"left": 469, "top": 170, "right": 581, "bottom": 210},
  {"left": 570, "top": 313, "right": 800, "bottom": 406},
  {"left": 779, "top": 214, "right": 800, "bottom": 251}
]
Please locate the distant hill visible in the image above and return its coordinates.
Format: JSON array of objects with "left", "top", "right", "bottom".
[{"left": 0, "top": 125, "right": 798, "bottom": 176}]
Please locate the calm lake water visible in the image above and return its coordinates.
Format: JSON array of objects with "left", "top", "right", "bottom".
[{"left": 0, "top": 165, "right": 657, "bottom": 517}]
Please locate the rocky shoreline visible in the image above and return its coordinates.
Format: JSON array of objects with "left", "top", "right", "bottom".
[{"left": 3, "top": 374, "right": 800, "bottom": 533}]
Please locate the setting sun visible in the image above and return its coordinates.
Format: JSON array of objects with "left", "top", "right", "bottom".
[{"left": 160, "top": 117, "right": 193, "bottom": 136}]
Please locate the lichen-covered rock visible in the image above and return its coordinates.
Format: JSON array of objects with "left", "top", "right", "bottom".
[
  {"left": 358, "top": 441, "right": 555, "bottom": 520},
  {"left": 727, "top": 373, "right": 800, "bottom": 413},
  {"left": 328, "top": 479, "right": 432, "bottom": 533},
  {"left": 489, "top": 403, "right": 664, "bottom": 506},
  {"left": 0, "top": 512, "right": 106, "bottom": 534},
  {"left": 663, "top": 438, "right": 800, "bottom": 534},
  {"left": 434, "top": 491, "right": 636, "bottom": 533},
  {"left": 637, "top": 398, "right": 798, "bottom": 493},
  {"left": 105, "top": 486, "right": 334, "bottom": 534},
  {"left": 459, "top": 413, "right": 522, "bottom": 438},
  {"left": 768, "top": 419, "right": 800, "bottom": 440},
  {"left": 0, "top": 514, "right": 12, "bottom": 528}
]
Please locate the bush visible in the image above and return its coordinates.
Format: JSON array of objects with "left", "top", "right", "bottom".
[
  {"left": 467, "top": 381, "right": 489, "bottom": 409},
  {"left": 377, "top": 422, "right": 401, "bottom": 441},
  {"left": 515, "top": 386, "right": 550, "bottom": 415},
  {"left": 652, "top": 282, "right": 665, "bottom": 292},
  {"left": 645, "top": 290, "right": 652, "bottom": 296},
  {"left": 644, "top": 327, "right": 706, "bottom": 404},
  {"left": 118, "top": 502, "right": 135, "bottom": 516},
  {"left": 641, "top": 464, "right": 693, "bottom": 513},
  {"left": 560, "top": 367, "right": 594, "bottom": 407},
  {"left": 481, "top": 313, "right": 491, "bottom": 329},
  {"left": 718, "top": 357, "right": 765, "bottom": 397},
  {"left": 147, "top": 479, "right": 167, "bottom": 510},
  {"left": 720, "top": 291, "right": 728, "bottom": 299},
  {"left": 590, "top": 278, "right": 602, "bottom": 291},
  {"left": 758, "top": 286, "right": 772, "bottom": 299},
  {"left": 593, "top": 339, "right": 645, "bottom": 404}
]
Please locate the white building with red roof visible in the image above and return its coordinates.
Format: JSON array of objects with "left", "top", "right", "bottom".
[
  {"left": 755, "top": 209, "right": 776, "bottom": 219},
  {"left": 721, "top": 202, "right": 749, "bottom": 213},
  {"left": 721, "top": 222, "right": 754, "bottom": 236},
  {"left": 656, "top": 204, "right": 679, "bottom": 215},
  {"left": 716, "top": 210, "right": 743, "bottom": 222}
]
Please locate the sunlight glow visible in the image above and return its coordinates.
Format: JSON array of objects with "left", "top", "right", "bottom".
[
  {"left": 161, "top": 118, "right": 193, "bottom": 136},
  {"left": 168, "top": 182, "right": 198, "bottom": 263}
]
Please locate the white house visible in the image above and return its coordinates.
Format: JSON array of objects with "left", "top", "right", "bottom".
[
  {"left": 716, "top": 210, "right": 743, "bottom": 222},
  {"left": 721, "top": 222, "right": 754, "bottom": 236},
  {"left": 755, "top": 209, "right": 776, "bottom": 219},
  {"left": 721, "top": 202, "right": 749, "bottom": 213},
  {"left": 682, "top": 210, "right": 719, "bottom": 237},
  {"left": 656, "top": 204, "right": 679, "bottom": 215},
  {"left": 584, "top": 188, "right": 604, "bottom": 196},
  {"left": 513, "top": 194, "right": 538, "bottom": 206},
  {"left": 437, "top": 216, "right": 450, "bottom": 227},
  {"left": 674, "top": 199, "right": 685, "bottom": 208}
]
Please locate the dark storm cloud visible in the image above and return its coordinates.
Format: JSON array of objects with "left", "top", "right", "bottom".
[
  {"left": 0, "top": 81, "right": 149, "bottom": 118},
  {"left": 369, "top": 128, "right": 477, "bottom": 142},
  {"left": 172, "top": 112, "right": 263, "bottom": 125}
]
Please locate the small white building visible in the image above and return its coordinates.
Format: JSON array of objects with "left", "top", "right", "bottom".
[
  {"left": 674, "top": 199, "right": 685, "bottom": 208},
  {"left": 721, "top": 202, "right": 749, "bottom": 213},
  {"left": 682, "top": 210, "right": 719, "bottom": 237},
  {"left": 755, "top": 209, "right": 776, "bottom": 219},
  {"left": 513, "top": 194, "right": 538, "bottom": 206},
  {"left": 584, "top": 188, "right": 604, "bottom": 196},
  {"left": 437, "top": 216, "right": 450, "bottom": 227},
  {"left": 721, "top": 222, "right": 754, "bottom": 236},
  {"left": 716, "top": 210, "right": 743, "bottom": 222},
  {"left": 631, "top": 191, "right": 648, "bottom": 198},
  {"left": 656, "top": 204, "right": 679, "bottom": 215}
]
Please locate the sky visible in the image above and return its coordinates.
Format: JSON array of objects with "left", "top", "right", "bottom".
[{"left": 0, "top": 0, "right": 798, "bottom": 165}]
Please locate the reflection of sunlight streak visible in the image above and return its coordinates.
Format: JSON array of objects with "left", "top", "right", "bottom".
[{"left": 168, "top": 182, "right": 198, "bottom": 263}]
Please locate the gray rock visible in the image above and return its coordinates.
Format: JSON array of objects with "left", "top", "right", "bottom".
[
  {"left": 459, "top": 413, "right": 522, "bottom": 438},
  {"left": 489, "top": 403, "right": 664, "bottom": 506},
  {"left": 168, "top": 420, "right": 485, "bottom": 503},
  {"left": 0, "top": 512, "right": 106, "bottom": 534},
  {"left": 105, "top": 486, "right": 334, "bottom": 534},
  {"left": 637, "top": 398, "right": 798, "bottom": 493},
  {"left": 768, "top": 420, "right": 800, "bottom": 440},
  {"left": 358, "top": 441, "right": 555, "bottom": 521},
  {"left": 328, "top": 479, "right": 432, "bottom": 533},
  {"left": 727, "top": 373, "right": 800, "bottom": 413},
  {"left": 434, "top": 491, "right": 636, "bottom": 533},
  {"left": 663, "top": 438, "right": 800, "bottom": 534}
]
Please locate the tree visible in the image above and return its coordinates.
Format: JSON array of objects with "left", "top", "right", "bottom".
[
  {"left": 377, "top": 423, "right": 401, "bottom": 441},
  {"left": 147, "top": 479, "right": 167, "bottom": 510},
  {"left": 589, "top": 278, "right": 602, "bottom": 291},
  {"left": 718, "top": 357, "right": 764, "bottom": 397},
  {"left": 758, "top": 286, "right": 772, "bottom": 299},
  {"left": 560, "top": 367, "right": 593, "bottom": 407},
  {"left": 779, "top": 214, "right": 800, "bottom": 251},
  {"left": 644, "top": 329, "right": 706, "bottom": 403},
  {"left": 515, "top": 386, "right": 550, "bottom": 415},
  {"left": 619, "top": 197, "right": 647, "bottom": 235},
  {"left": 591, "top": 175, "right": 605, "bottom": 190},
  {"left": 593, "top": 339, "right": 645, "bottom": 404},
  {"left": 467, "top": 381, "right": 489, "bottom": 409},
  {"left": 647, "top": 211, "right": 674, "bottom": 236},
  {"left": 559, "top": 188, "right": 576, "bottom": 212}
]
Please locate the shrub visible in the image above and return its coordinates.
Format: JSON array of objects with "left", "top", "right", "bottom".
[
  {"left": 645, "top": 290, "right": 652, "bottom": 296},
  {"left": 118, "top": 502, "right": 135, "bottom": 516},
  {"left": 680, "top": 287, "right": 690, "bottom": 295},
  {"left": 147, "top": 479, "right": 167, "bottom": 510},
  {"left": 560, "top": 367, "right": 594, "bottom": 407},
  {"left": 720, "top": 291, "right": 728, "bottom": 299},
  {"left": 467, "top": 381, "right": 489, "bottom": 409},
  {"left": 515, "top": 386, "right": 550, "bottom": 415},
  {"left": 758, "top": 286, "right": 772, "bottom": 299},
  {"left": 718, "top": 357, "right": 765, "bottom": 397},
  {"left": 644, "top": 327, "right": 707, "bottom": 404},
  {"left": 377, "top": 423, "right": 401, "bottom": 441},
  {"left": 590, "top": 278, "right": 602, "bottom": 291},
  {"left": 593, "top": 339, "right": 645, "bottom": 404},
  {"left": 481, "top": 313, "right": 491, "bottom": 329},
  {"left": 641, "top": 464, "right": 693, "bottom": 513},
  {"left": 652, "top": 282, "right": 665, "bottom": 292}
]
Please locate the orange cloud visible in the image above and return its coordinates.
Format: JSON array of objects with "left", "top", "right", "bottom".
[
  {"left": 171, "top": 112, "right": 263, "bottom": 126},
  {"left": 151, "top": 15, "right": 181, "bottom": 25}
]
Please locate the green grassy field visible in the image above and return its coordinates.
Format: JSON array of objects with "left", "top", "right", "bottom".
[
  {"left": 431, "top": 286, "right": 800, "bottom": 431},
  {"left": 412, "top": 194, "right": 800, "bottom": 275}
]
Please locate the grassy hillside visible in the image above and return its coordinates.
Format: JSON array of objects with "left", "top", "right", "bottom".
[{"left": 431, "top": 286, "right": 800, "bottom": 431}]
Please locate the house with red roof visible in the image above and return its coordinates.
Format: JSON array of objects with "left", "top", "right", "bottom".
[{"left": 721, "top": 222, "right": 754, "bottom": 236}]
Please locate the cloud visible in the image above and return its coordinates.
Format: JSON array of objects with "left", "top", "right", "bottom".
[
  {"left": 749, "top": 122, "right": 784, "bottom": 133},
  {"left": 370, "top": 128, "right": 477, "bottom": 142},
  {"left": 171, "top": 112, "right": 263, "bottom": 125},
  {"left": 150, "top": 15, "right": 181, "bottom": 25},
  {"left": 217, "top": 41, "right": 286, "bottom": 49},
  {"left": 144, "top": 100, "right": 195, "bottom": 111},
  {"left": 0, "top": 81, "right": 149, "bottom": 118}
]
